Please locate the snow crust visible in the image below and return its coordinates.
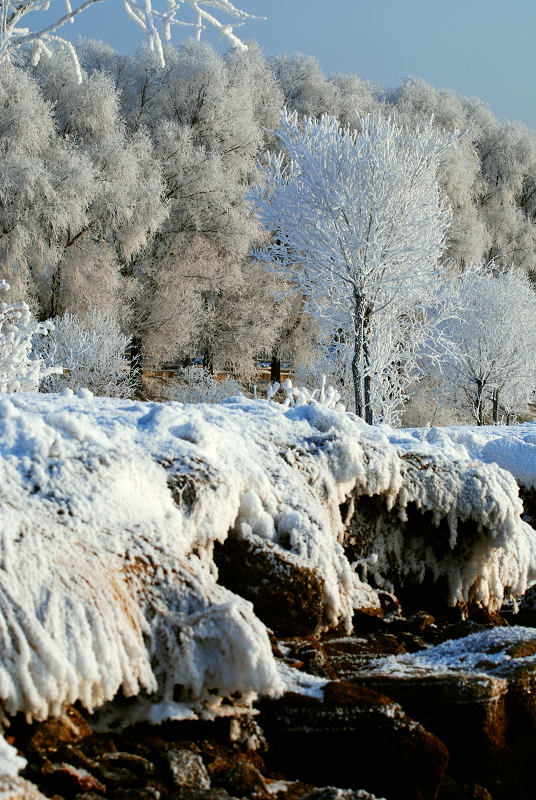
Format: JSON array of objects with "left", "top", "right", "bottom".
[
  {"left": 1, "top": 392, "right": 536, "bottom": 768},
  {"left": 369, "top": 625, "right": 536, "bottom": 679},
  {"left": 403, "top": 423, "right": 536, "bottom": 491}
]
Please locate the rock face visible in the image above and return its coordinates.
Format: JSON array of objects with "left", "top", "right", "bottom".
[
  {"left": 214, "top": 535, "right": 326, "bottom": 636},
  {"left": 258, "top": 681, "right": 449, "bottom": 800},
  {"left": 349, "top": 670, "right": 508, "bottom": 772}
]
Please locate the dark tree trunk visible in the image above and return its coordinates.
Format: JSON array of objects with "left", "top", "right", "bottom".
[
  {"left": 270, "top": 352, "right": 281, "bottom": 384},
  {"left": 474, "top": 378, "right": 485, "bottom": 426},
  {"left": 352, "top": 289, "right": 366, "bottom": 419},
  {"left": 129, "top": 336, "right": 143, "bottom": 388},
  {"left": 492, "top": 388, "right": 499, "bottom": 424},
  {"left": 50, "top": 265, "right": 62, "bottom": 318}
]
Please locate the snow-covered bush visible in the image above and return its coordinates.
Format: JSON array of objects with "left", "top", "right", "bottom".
[
  {"left": 163, "top": 364, "right": 242, "bottom": 404},
  {"left": 264, "top": 376, "right": 346, "bottom": 410},
  {"left": 0, "top": 280, "right": 53, "bottom": 393},
  {"left": 37, "top": 308, "right": 136, "bottom": 398},
  {"left": 293, "top": 351, "right": 354, "bottom": 411}
]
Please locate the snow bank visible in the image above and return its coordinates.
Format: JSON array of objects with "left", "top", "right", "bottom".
[
  {"left": 0, "top": 392, "right": 535, "bottom": 751},
  {"left": 0, "top": 392, "right": 395, "bottom": 733},
  {"left": 0, "top": 392, "right": 286, "bottom": 730},
  {"left": 403, "top": 423, "right": 536, "bottom": 491}
]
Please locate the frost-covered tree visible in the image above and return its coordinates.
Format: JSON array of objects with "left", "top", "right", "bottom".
[
  {"left": 250, "top": 109, "right": 457, "bottom": 423},
  {"left": 271, "top": 52, "right": 378, "bottom": 125},
  {"left": 120, "top": 40, "right": 282, "bottom": 370},
  {"left": 31, "top": 51, "right": 167, "bottom": 322},
  {"left": 0, "top": 280, "right": 54, "bottom": 392},
  {"left": 437, "top": 265, "right": 536, "bottom": 425},
  {"left": 37, "top": 307, "right": 136, "bottom": 397},
  {"left": 388, "top": 78, "right": 488, "bottom": 269},
  {"left": 0, "top": 62, "right": 95, "bottom": 308}
]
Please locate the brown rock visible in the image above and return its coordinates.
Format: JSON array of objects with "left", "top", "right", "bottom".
[
  {"left": 348, "top": 670, "right": 508, "bottom": 772},
  {"left": 208, "top": 751, "right": 270, "bottom": 799},
  {"left": 94, "top": 751, "right": 158, "bottom": 789},
  {"left": 437, "top": 775, "right": 492, "bottom": 800},
  {"left": 168, "top": 790, "right": 238, "bottom": 800},
  {"left": 42, "top": 761, "right": 106, "bottom": 795},
  {"left": 320, "top": 633, "right": 408, "bottom": 679},
  {"left": 214, "top": 535, "right": 325, "bottom": 636},
  {"left": 258, "top": 681, "right": 448, "bottom": 800},
  {"left": 164, "top": 748, "right": 211, "bottom": 791},
  {"left": 302, "top": 790, "right": 384, "bottom": 800},
  {"left": 27, "top": 707, "right": 92, "bottom": 756},
  {"left": 265, "top": 780, "right": 315, "bottom": 799}
]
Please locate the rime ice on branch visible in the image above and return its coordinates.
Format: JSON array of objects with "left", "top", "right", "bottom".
[{"left": 0, "top": 0, "right": 263, "bottom": 75}]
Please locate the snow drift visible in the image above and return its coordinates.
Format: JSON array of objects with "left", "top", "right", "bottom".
[{"left": 0, "top": 392, "right": 536, "bottom": 744}]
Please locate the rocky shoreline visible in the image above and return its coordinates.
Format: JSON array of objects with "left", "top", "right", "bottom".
[
  {"left": 3, "top": 398, "right": 536, "bottom": 800},
  {"left": 6, "top": 594, "right": 536, "bottom": 800}
]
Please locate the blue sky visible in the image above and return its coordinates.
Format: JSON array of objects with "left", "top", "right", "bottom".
[{"left": 34, "top": 0, "right": 536, "bottom": 130}]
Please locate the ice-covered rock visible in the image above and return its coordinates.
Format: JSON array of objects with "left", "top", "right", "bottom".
[
  {"left": 353, "top": 626, "right": 536, "bottom": 789},
  {"left": 346, "top": 432, "right": 536, "bottom": 612},
  {"left": 1, "top": 392, "right": 536, "bottom": 778}
]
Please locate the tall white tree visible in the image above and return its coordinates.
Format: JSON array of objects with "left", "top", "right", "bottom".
[
  {"left": 32, "top": 50, "right": 167, "bottom": 321},
  {"left": 249, "top": 109, "right": 457, "bottom": 423},
  {"left": 438, "top": 265, "right": 536, "bottom": 425}
]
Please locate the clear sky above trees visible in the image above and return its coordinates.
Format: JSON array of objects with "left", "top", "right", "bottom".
[{"left": 28, "top": 0, "right": 536, "bottom": 131}]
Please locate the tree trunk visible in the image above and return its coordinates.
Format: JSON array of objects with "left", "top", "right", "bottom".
[
  {"left": 362, "top": 307, "right": 373, "bottom": 425},
  {"left": 203, "top": 348, "right": 214, "bottom": 375},
  {"left": 50, "top": 264, "right": 62, "bottom": 318},
  {"left": 492, "top": 388, "right": 499, "bottom": 424},
  {"left": 352, "top": 289, "right": 366, "bottom": 419},
  {"left": 270, "top": 351, "right": 281, "bottom": 384},
  {"left": 474, "top": 378, "right": 485, "bottom": 426},
  {"left": 129, "top": 336, "right": 143, "bottom": 388}
]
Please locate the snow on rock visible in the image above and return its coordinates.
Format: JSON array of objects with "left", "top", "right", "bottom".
[
  {"left": 1, "top": 392, "right": 536, "bottom": 766},
  {"left": 0, "top": 392, "right": 395, "bottom": 734},
  {"left": 0, "top": 393, "right": 287, "bottom": 734},
  {"left": 368, "top": 625, "right": 536, "bottom": 679},
  {"left": 403, "top": 423, "right": 536, "bottom": 491}
]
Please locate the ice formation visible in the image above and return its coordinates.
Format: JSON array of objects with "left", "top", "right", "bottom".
[
  {"left": 0, "top": 392, "right": 536, "bottom": 769},
  {"left": 348, "top": 425, "right": 536, "bottom": 609}
]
